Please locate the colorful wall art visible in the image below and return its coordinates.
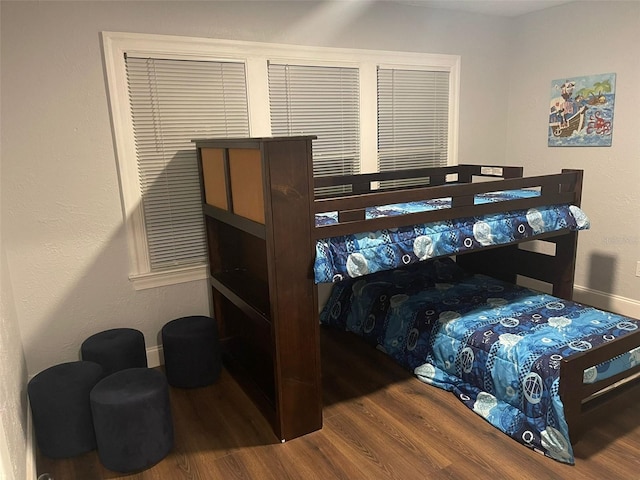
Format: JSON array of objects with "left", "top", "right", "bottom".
[{"left": 548, "top": 73, "right": 616, "bottom": 147}]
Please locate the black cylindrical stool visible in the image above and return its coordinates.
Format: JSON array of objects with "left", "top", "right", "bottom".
[
  {"left": 81, "top": 328, "right": 147, "bottom": 378},
  {"left": 28, "top": 361, "right": 103, "bottom": 458},
  {"left": 90, "top": 368, "right": 173, "bottom": 473},
  {"left": 161, "top": 315, "right": 221, "bottom": 388}
]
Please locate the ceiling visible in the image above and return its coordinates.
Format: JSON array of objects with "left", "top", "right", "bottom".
[{"left": 396, "top": 0, "right": 576, "bottom": 17}]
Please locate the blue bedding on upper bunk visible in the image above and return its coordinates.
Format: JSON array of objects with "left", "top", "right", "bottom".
[
  {"left": 314, "top": 190, "right": 590, "bottom": 284},
  {"left": 319, "top": 258, "right": 640, "bottom": 464}
]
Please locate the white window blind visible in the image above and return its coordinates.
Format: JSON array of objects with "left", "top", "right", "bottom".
[
  {"left": 378, "top": 68, "right": 449, "bottom": 186},
  {"left": 125, "top": 56, "right": 249, "bottom": 271},
  {"left": 268, "top": 64, "right": 360, "bottom": 193}
]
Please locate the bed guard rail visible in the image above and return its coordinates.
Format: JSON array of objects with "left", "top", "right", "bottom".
[{"left": 312, "top": 168, "right": 583, "bottom": 239}]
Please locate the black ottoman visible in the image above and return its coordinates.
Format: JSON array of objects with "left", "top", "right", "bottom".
[
  {"left": 28, "top": 361, "right": 103, "bottom": 458},
  {"left": 81, "top": 328, "right": 147, "bottom": 378},
  {"left": 161, "top": 315, "right": 221, "bottom": 388},
  {"left": 90, "top": 368, "right": 173, "bottom": 473}
]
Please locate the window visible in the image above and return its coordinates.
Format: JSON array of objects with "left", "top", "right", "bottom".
[
  {"left": 269, "top": 63, "right": 360, "bottom": 193},
  {"left": 102, "top": 32, "right": 459, "bottom": 289},
  {"left": 378, "top": 68, "right": 450, "bottom": 187},
  {"left": 126, "top": 57, "right": 249, "bottom": 273},
  {"left": 269, "top": 64, "right": 360, "bottom": 195}
]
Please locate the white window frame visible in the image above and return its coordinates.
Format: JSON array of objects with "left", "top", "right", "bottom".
[{"left": 102, "top": 31, "right": 460, "bottom": 289}]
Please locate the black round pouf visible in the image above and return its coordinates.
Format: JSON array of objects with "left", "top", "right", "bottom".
[
  {"left": 28, "top": 361, "right": 103, "bottom": 458},
  {"left": 90, "top": 368, "right": 173, "bottom": 473},
  {"left": 81, "top": 328, "right": 147, "bottom": 378},
  {"left": 161, "top": 315, "right": 221, "bottom": 388}
]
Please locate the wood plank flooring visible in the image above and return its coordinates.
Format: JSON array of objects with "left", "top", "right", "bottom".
[{"left": 37, "top": 327, "right": 640, "bottom": 480}]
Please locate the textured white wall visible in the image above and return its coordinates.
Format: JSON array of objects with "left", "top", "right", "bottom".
[
  {"left": 0, "top": 246, "right": 29, "bottom": 480},
  {"left": 505, "top": 1, "right": 640, "bottom": 305},
  {"left": 1, "top": 1, "right": 512, "bottom": 378}
]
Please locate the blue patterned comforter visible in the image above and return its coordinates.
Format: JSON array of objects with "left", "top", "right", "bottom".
[
  {"left": 319, "top": 258, "right": 640, "bottom": 464},
  {"left": 314, "top": 190, "right": 590, "bottom": 283}
]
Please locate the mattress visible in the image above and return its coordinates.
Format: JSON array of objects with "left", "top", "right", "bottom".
[
  {"left": 314, "top": 190, "right": 590, "bottom": 284},
  {"left": 319, "top": 258, "right": 640, "bottom": 464}
]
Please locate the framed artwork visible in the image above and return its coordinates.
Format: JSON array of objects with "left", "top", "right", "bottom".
[{"left": 548, "top": 73, "right": 616, "bottom": 147}]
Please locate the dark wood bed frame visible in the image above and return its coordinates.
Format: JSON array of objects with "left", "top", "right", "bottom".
[{"left": 194, "top": 135, "right": 640, "bottom": 446}]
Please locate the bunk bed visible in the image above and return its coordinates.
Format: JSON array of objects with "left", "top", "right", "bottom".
[{"left": 194, "top": 136, "right": 640, "bottom": 464}]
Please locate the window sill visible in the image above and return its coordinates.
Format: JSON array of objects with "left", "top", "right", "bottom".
[{"left": 129, "top": 264, "right": 208, "bottom": 290}]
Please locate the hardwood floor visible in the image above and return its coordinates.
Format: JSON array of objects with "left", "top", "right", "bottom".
[{"left": 37, "top": 328, "right": 640, "bottom": 480}]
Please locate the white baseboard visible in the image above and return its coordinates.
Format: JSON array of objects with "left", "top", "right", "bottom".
[
  {"left": 573, "top": 285, "right": 640, "bottom": 319},
  {"left": 147, "top": 345, "right": 163, "bottom": 369}
]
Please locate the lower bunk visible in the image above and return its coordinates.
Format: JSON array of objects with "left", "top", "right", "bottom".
[{"left": 320, "top": 257, "right": 640, "bottom": 464}]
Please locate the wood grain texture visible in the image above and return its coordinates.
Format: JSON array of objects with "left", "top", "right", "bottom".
[
  {"left": 195, "top": 137, "right": 321, "bottom": 441},
  {"left": 37, "top": 328, "right": 640, "bottom": 480}
]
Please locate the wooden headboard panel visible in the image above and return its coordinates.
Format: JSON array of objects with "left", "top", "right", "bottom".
[{"left": 200, "top": 146, "right": 266, "bottom": 224}]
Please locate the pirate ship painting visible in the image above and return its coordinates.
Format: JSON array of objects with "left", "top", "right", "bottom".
[
  {"left": 548, "top": 73, "right": 616, "bottom": 147},
  {"left": 550, "top": 104, "right": 587, "bottom": 138}
]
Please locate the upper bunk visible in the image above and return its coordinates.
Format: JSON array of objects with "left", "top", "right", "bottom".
[
  {"left": 313, "top": 164, "right": 583, "bottom": 237},
  {"left": 312, "top": 165, "right": 587, "bottom": 287},
  {"left": 194, "top": 136, "right": 588, "bottom": 300}
]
